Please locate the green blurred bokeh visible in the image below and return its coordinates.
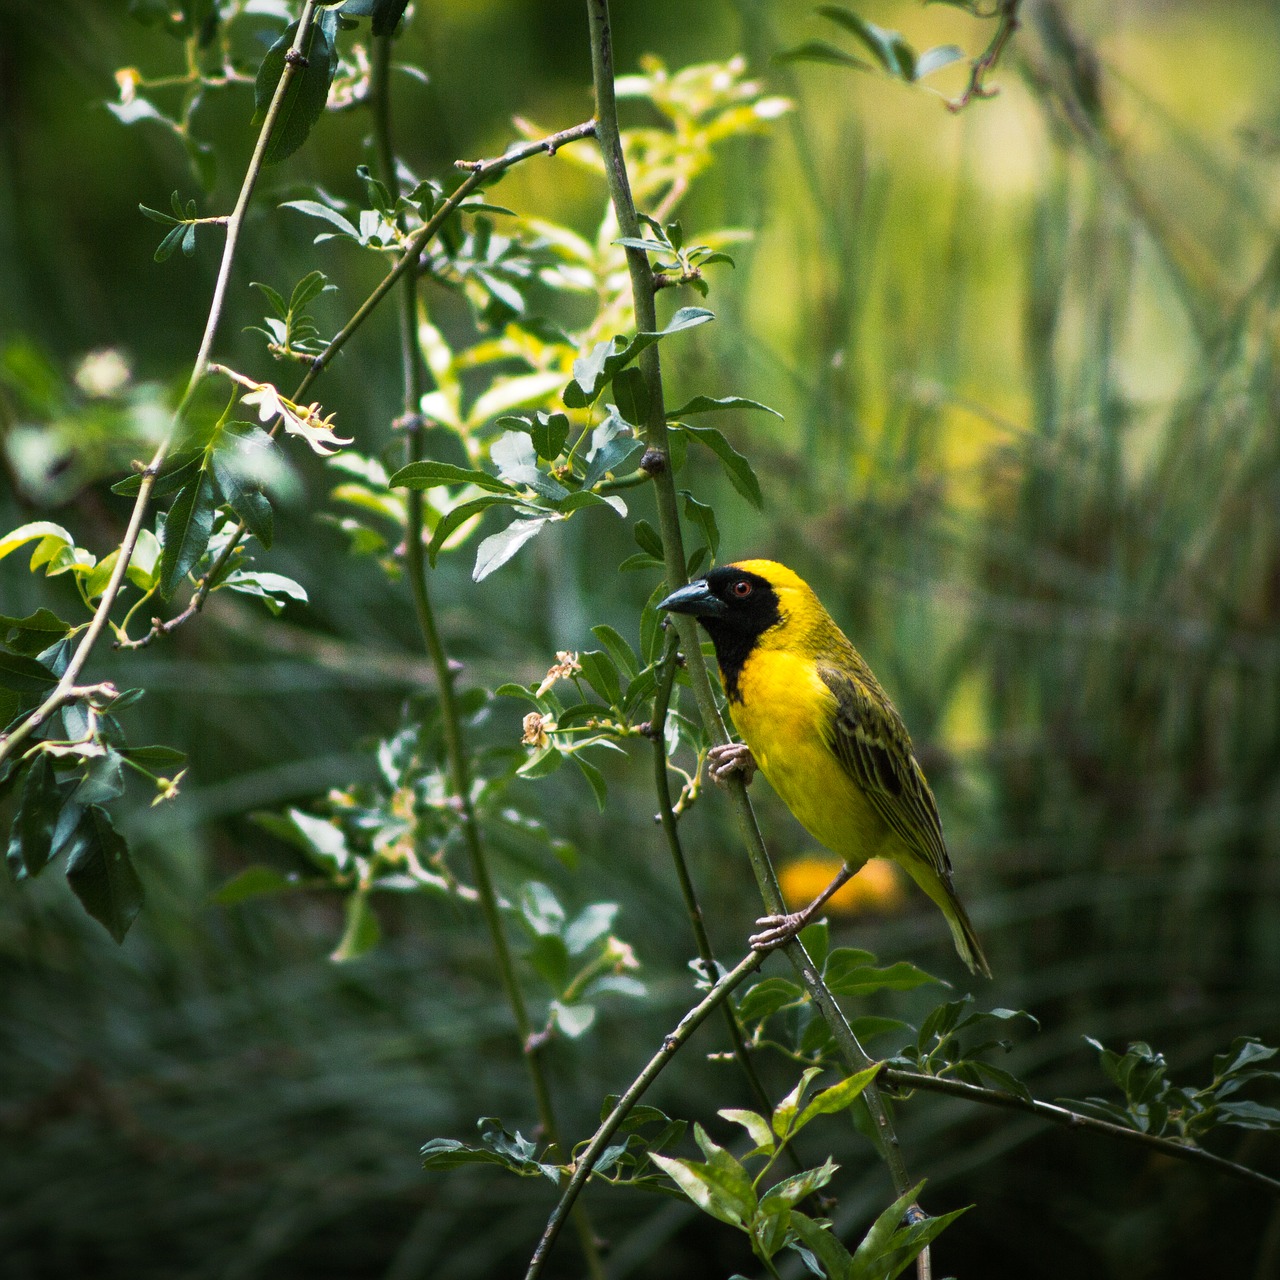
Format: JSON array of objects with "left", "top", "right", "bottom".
[{"left": 3, "top": 1, "right": 1280, "bottom": 1277}]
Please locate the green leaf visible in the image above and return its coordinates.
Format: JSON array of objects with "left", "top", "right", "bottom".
[
  {"left": 254, "top": 13, "right": 338, "bottom": 166},
  {"left": 72, "top": 749, "right": 126, "bottom": 806},
  {"left": 212, "top": 428, "right": 276, "bottom": 547},
  {"left": 772, "top": 1066, "right": 824, "bottom": 1140},
  {"left": 158, "top": 469, "right": 217, "bottom": 598},
  {"left": 564, "top": 901, "right": 618, "bottom": 955},
  {"left": 527, "top": 931, "right": 571, "bottom": 989},
  {"left": 331, "top": 890, "right": 380, "bottom": 961},
  {"left": 6, "top": 754, "right": 62, "bottom": 879},
  {"left": 682, "top": 491, "right": 719, "bottom": 558},
  {"left": 565, "top": 308, "right": 715, "bottom": 407},
  {"left": 1215, "top": 1100, "right": 1280, "bottom": 1130},
  {"left": 519, "top": 881, "right": 566, "bottom": 936},
  {"left": 0, "top": 521, "right": 74, "bottom": 566},
  {"left": 775, "top": 38, "right": 872, "bottom": 69},
  {"left": 63, "top": 805, "right": 145, "bottom": 943},
  {"left": 577, "top": 649, "right": 622, "bottom": 707},
  {"left": 591, "top": 624, "right": 639, "bottom": 679},
  {"left": 764, "top": 1156, "right": 838, "bottom": 1209},
  {"left": 790, "top": 1211, "right": 856, "bottom": 1278},
  {"left": 121, "top": 744, "right": 187, "bottom": 770},
  {"left": 472, "top": 516, "right": 553, "bottom": 582},
  {"left": 667, "top": 395, "right": 781, "bottom": 419},
  {"left": 281, "top": 198, "right": 360, "bottom": 241},
  {"left": 0, "top": 649, "right": 58, "bottom": 694},
  {"left": 678, "top": 423, "right": 763, "bottom": 508},
  {"left": 718, "top": 1107, "right": 775, "bottom": 1155},
  {"left": 517, "top": 743, "right": 564, "bottom": 778},
  {"left": 138, "top": 201, "right": 181, "bottom": 227},
  {"left": 573, "top": 754, "right": 608, "bottom": 811},
  {"left": 491, "top": 431, "right": 569, "bottom": 501},
  {"left": 389, "top": 460, "right": 516, "bottom": 493},
  {"left": 221, "top": 570, "right": 308, "bottom": 616},
  {"left": 650, "top": 1148, "right": 756, "bottom": 1229},
  {"left": 612, "top": 366, "right": 650, "bottom": 427},
  {"left": 111, "top": 452, "right": 202, "bottom": 498},
  {"left": 849, "top": 1182, "right": 969, "bottom": 1280},
  {"left": 529, "top": 411, "right": 570, "bottom": 461},
  {"left": 0, "top": 608, "right": 71, "bottom": 656},
  {"left": 817, "top": 6, "right": 916, "bottom": 78},
  {"left": 426, "top": 494, "right": 524, "bottom": 565},
  {"left": 153, "top": 224, "right": 188, "bottom": 263},
  {"left": 915, "top": 44, "right": 966, "bottom": 80},
  {"left": 795, "top": 1064, "right": 883, "bottom": 1132},
  {"left": 285, "top": 808, "right": 351, "bottom": 874},
  {"left": 633, "top": 520, "right": 665, "bottom": 560},
  {"left": 127, "top": 528, "right": 163, "bottom": 590},
  {"left": 824, "top": 952, "right": 940, "bottom": 998},
  {"left": 212, "top": 865, "right": 301, "bottom": 905},
  {"left": 551, "top": 1000, "right": 596, "bottom": 1038}
]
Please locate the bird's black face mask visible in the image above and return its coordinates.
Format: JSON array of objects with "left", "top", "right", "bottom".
[{"left": 658, "top": 566, "right": 781, "bottom": 699}]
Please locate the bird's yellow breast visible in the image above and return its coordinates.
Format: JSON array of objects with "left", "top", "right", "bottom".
[{"left": 728, "top": 647, "right": 892, "bottom": 867}]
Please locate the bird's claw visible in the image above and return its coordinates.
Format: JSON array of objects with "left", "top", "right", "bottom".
[
  {"left": 749, "top": 911, "right": 807, "bottom": 951},
  {"left": 707, "top": 742, "right": 757, "bottom": 788}
]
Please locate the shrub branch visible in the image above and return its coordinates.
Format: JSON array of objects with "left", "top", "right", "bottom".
[
  {"left": 368, "top": 36, "right": 604, "bottom": 1279},
  {"left": 584, "top": 0, "right": 924, "bottom": 1239},
  {"left": 0, "top": 0, "right": 323, "bottom": 767}
]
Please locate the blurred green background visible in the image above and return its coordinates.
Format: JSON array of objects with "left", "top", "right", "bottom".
[{"left": 3, "top": 0, "right": 1280, "bottom": 1276}]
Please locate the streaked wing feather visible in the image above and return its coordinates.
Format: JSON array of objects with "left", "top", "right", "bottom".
[{"left": 817, "top": 663, "right": 951, "bottom": 880}]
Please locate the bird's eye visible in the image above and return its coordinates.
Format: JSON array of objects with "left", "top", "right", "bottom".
[{"left": 732, "top": 579, "right": 753, "bottom": 598}]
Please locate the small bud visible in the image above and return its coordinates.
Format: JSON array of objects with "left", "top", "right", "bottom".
[{"left": 640, "top": 449, "right": 667, "bottom": 475}]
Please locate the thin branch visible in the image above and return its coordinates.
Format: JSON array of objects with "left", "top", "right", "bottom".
[
  {"left": 946, "top": 0, "right": 1023, "bottom": 113},
  {"left": 0, "top": 1, "right": 322, "bottom": 768},
  {"left": 526, "top": 948, "right": 767, "bottom": 1279},
  {"left": 649, "top": 628, "right": 785, "bottom": 1126},
  {"left": 369, "top": 37, "right": 604, "bottom": 1279},
  {"left": 584, "top": 0, "right": 922, "bottom": 1232},
  {"left": 881, "top": 1067, "right": 1280, "bottom": 1198},
  {"left": 119, "top": 115, "right": 599, "bottom": 649}
]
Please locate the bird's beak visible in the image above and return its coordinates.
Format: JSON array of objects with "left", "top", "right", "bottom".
[{"left": 658, "top": 579, "right": 725, "bottom": 618}]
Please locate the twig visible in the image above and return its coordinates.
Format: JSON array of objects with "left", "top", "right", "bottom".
[
  {"left": 0, "top": 1, "right": 322, "bottom": 768},
  {"left": 368, "top": 35, "right": 604, "bottom": 1279},
  {"left": 947, "top": 0, "right": 1022, "bottom": 113},
  {"left": 526, "top": 948, "right": 766, "bottom": 1279},
  {"left": 881, "top": 1067, "right": 1280, "bottom": 1198},
  {"left": 585, "top": 0, "right": 919, "bottom": 1195},
  {"left": 583, "top": 4, "right": 932, "bottom": 1275},
  {"left": 121, "top": 115, "right": 600, "bottom": 649},
  {"left": 649, "top": 629, "right": 788, "bottom": 1126}
]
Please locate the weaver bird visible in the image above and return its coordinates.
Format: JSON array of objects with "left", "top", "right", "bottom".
[{"left": 659, "top": 560, "right": 990, "bottom": 977}]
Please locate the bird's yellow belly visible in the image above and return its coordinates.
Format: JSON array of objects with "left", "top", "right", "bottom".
[{"left": 729, "top": 650, "right": 891, "bottom": 867}]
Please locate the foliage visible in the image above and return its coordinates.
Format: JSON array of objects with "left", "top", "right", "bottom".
[{"left": 2, "top": 2, "right": 1280, "bottom": 1278}]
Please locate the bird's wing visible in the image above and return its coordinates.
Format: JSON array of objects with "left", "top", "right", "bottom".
[{"left": 816, "top": 662, "right": 952, "bottom": 880}]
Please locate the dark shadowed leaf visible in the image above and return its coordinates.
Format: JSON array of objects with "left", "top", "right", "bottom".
[
  {"left": 63, "top": 805, "right": 144, "bottom": 943},
  {"left": 158, "top": 469, "right": 217, "bottom": 597},
  {"left": 254, "top": 13, "right": 338, "bottom": 165},
  {"left": 6, "top": 754, "right": 62, "bottom": 879}
]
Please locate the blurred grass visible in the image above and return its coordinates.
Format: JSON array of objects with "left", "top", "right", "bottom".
[{"left": 3, "top": 1, "right": 1280, "bottom": 1277}]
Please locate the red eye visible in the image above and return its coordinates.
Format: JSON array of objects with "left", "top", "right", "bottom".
[{"left": 732, "top": 580, "right": 753, "bottom": 598}]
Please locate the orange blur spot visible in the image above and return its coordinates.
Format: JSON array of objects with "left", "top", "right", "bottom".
[{"left": 779, "top": 856, "right": 906, "bottom": 915}]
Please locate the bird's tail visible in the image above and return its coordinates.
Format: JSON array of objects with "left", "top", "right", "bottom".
[{"left": 899, "top": 860, "right": 992, "bottom": 978}]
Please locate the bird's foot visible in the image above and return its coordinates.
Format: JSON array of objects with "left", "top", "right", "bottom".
[
  {"left": 707, "top": 742, "right": 757, "bottom": 787},
  {"left": 749, "top": 910, "right": 809, "bottom": 951}
]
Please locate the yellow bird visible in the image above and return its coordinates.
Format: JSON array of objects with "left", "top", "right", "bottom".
[{"left": 659, "top": 559, "right": 990, "bottom": 977}]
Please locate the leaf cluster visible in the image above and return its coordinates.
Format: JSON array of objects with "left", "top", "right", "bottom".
[
  {"left": 648, "top": 1067, "right": 966, "bottom": 1278},
  {"left": 1065, "top": 1037, "right": 1280, "bottom": 1142}
]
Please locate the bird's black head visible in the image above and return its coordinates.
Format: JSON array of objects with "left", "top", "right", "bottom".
[{"left": 657, "top": 564, "right": 782, "bottom": 699}]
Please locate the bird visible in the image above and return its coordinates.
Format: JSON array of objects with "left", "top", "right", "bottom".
[{"left": 659, "top": 559, "right": 990, "bottom": 977}]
